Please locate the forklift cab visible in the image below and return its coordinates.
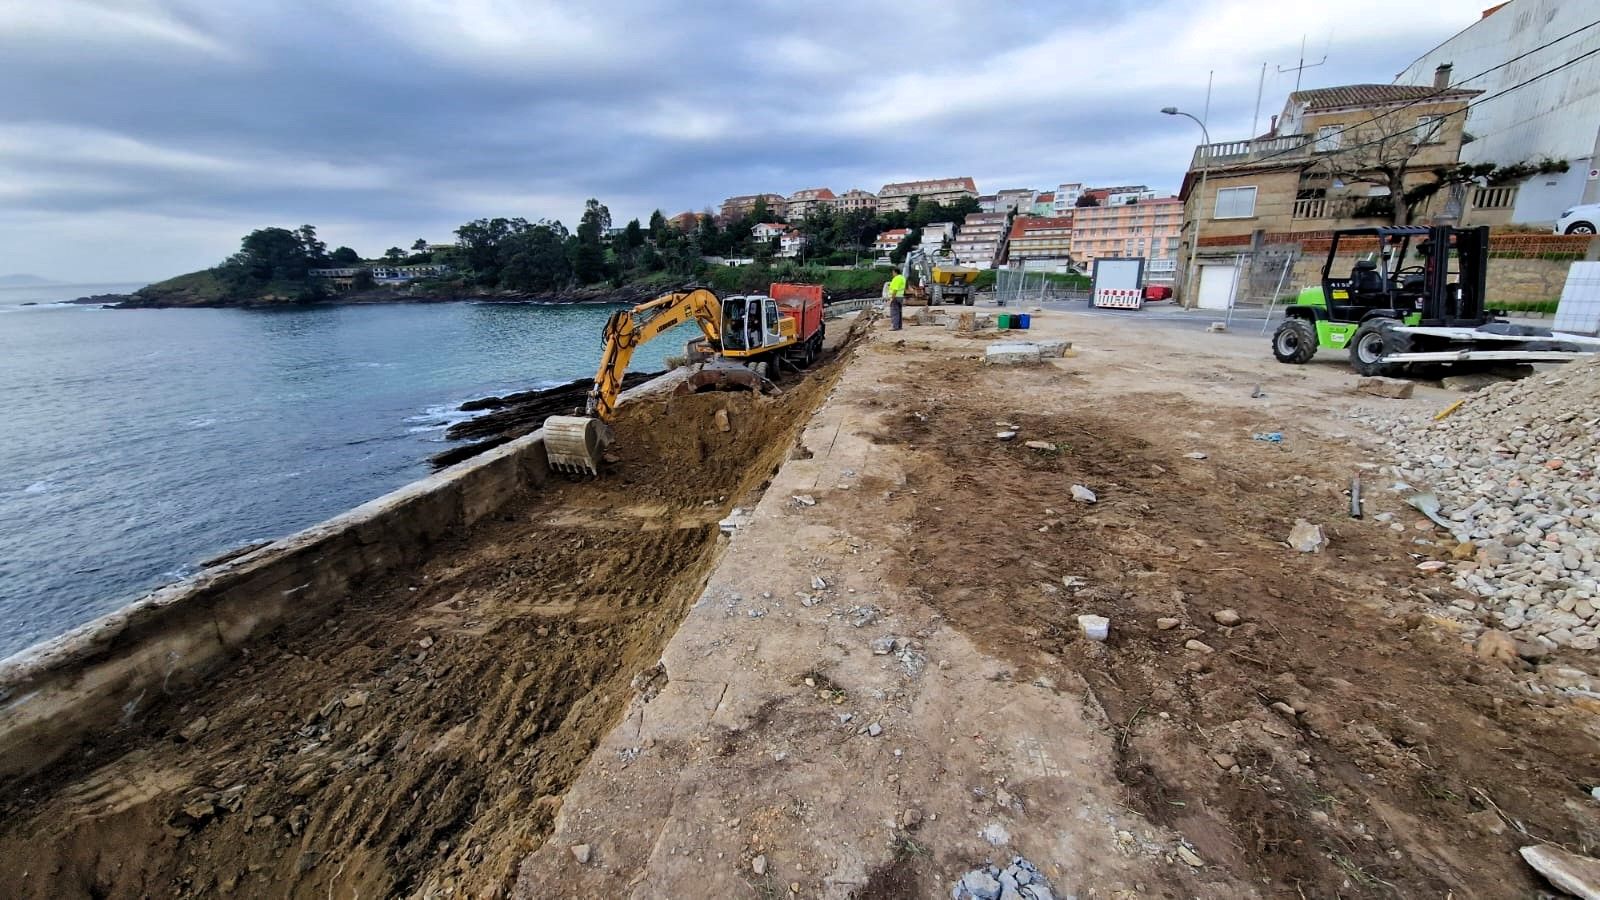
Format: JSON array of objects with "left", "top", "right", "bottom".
[
  {"left": 1319, "top": 225, "right": 1489, "bottom": 327},
  {"left": 720, "top": 294, "right": 789, "bottom": 354}
]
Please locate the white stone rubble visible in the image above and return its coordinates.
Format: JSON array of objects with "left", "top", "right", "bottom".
[{"left": 1358, "top": 357, "right": 1600, "bottom": 651}]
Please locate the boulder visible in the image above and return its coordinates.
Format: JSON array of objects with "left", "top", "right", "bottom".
[
  {"left": 985, "top": 342, "right": 1042, "bottom": 366},
  {"left": 1358, "top": 377, "right": 1415, "bottom": 399}
]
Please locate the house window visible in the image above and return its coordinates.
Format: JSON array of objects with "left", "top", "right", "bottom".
[
  {"left": 1414, "top": 115, "right": 1442, "bottom": 143},
  {"left": 1315, "top": 125, "right": 1342, "bottom": 152},
  {"left": 1213, "top": 186, "right": 1257, "bottom": 219}
]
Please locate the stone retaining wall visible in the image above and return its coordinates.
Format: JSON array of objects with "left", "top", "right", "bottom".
[
  {"left": 0, "top": 366, "right": 698, "bottom": 782},
  {"left": 0, "top": 421, "right": 567, "bottom": 780}
]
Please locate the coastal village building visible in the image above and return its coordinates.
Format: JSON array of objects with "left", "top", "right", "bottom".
[
  {"left": 1393, "top": 0, "right": 1600, "bottom": 225},
  {"left": 777, "top": 230, "right": 808, "bottom": 258},
  {"left": 1006, "top": 216, "right": 1074, "bottom": 269},
  {"left": 950, "top": 212, "right": 1010, "bottom": 268},
  {"left": 720, "top": 193, "right": 786, "bottom": 221},
  {"left": 993, "top": 189, "right": 1037, "bottom": 213},
  {"left": 1030, "top": 192, "right": 1056, "bottom": 217},
  {"left": 785, "top": 188, "right": 837, "bottom": 219},
  {"left": 1175, "top": 81, "right": 1478, "bottom": 303},
  {"left": 877, "top": 177, "right": 979, "bottom": 213},
  {"left": 920, "top": 222, "right": 956, "bottom": 250},
  {"left": 872, "top": 228, "right": 910, "bottom": 254},
  {"left": 1104, "top": 186, "right": 1157, "bottom": 206},
  {"left": 1053, "top": 183, "right": 1083, "bottom": 215},
  {"left": 1072, "top": 197, "right": 1181, "bottom": 268},
  {"left": 977, "top": 195, "right": 998, "bottom": 213},
  {"left": 751, "top": 222, "right": 787, "bottom": 241},
  {"left": 308, "top": 263, "right": 451, "bottom": 288},
  {"left": 669, "top": 211, "right": 709, "bottom": 231},
  {"left": 832, "top": 188, "right": 878, "bottom": 213}
]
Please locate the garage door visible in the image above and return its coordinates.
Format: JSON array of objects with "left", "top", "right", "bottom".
[{"left": 1196, "top": 264, "right": 1238, "bottom": 310}]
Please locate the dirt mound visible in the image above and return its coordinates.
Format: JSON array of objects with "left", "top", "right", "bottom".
[
  {"left": 876, "top": 357, "right": 1599, "bottom": 897},
  {"left": 0, "top": 353, "right": 846, "bottom": 898}
]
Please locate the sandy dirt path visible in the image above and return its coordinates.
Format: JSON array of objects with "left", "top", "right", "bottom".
[{"left": 513, "top": 308, "right": 1598, "bottom": 899}]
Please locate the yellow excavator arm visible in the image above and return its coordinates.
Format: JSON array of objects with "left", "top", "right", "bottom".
[
  {"left": 585, "top": 288, "right": 722, "bottom": 422},
  {"left": 544, "top": 288, "right": 725, "bottom": 475}
]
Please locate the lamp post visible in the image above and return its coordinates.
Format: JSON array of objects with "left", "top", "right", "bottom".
[{"left": 1163, "top": 107, "right": 1210, "bottom": 309}]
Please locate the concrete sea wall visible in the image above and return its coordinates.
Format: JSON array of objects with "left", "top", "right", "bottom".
[{"left": 0, "top": 419, "right": 569, "bottom": 781}]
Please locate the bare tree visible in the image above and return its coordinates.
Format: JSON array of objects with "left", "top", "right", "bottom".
[{"left": 1304, "top": 111, "right": 1450, "bottom": 225}]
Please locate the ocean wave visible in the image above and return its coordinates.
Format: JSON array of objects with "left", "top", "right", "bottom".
[
  {"left": 184, "top": 417, "right": 217, "bottom": 429},
  {"left": 22, "top": 479, "right": 65, "bottom": 494}
]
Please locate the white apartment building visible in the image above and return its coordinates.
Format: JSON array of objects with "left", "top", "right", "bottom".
[
  {"left": 950, "top": 212, "right": 1009, "bottom": 268},
  {"left": 1393, "top": 0, "right": 1600, "bottom": 223},
  {"left": 1053, "top": 183, "right": 1083, "bottom": 216}
]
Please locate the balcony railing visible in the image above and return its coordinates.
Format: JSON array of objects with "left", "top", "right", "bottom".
[
  {"left": 1470, "top": 186, "right": 1518, "bottom": 210},
  {"left": 1191, "top": 135, "right": 1313, "bottom": 169},
  {"left": 1292, "top": 197, "right": 1326, "bottom": 219}
]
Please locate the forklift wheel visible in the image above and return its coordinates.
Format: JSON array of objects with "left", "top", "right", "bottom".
[
  {"left": 1349, "top": 322, "right": 1396, "bottom": 376},
  {"left": 1271, "top": 318, "right": 1318, "bottom": 364}
]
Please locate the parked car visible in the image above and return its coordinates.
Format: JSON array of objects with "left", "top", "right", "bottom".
[{"left": 1555, "top": 202, "right": 1599, "bottom": 235}]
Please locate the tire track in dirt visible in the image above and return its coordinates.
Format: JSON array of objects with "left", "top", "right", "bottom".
[{"left": 876, "top": 358, "right": 1598, "bottom": 898}]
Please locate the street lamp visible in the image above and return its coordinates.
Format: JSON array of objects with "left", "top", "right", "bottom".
[{"left": 1163, "top": 107, "right": 1211, "bottom": 309}]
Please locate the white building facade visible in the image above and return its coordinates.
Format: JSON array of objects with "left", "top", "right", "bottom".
[{"left": 1393, "top": 0, "right": 1600, "bottom": 223}]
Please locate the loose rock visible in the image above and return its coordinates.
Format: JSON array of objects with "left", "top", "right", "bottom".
[
  {"left": 1287, "top": 519, "right": 1327, "bottom": 553},
  {"left": 570, "top": 843, "right": 591, "bottom": 864},
  {"left": 1184, "top": 639, "right": 1215, "bottom": 654},
  {"left": 1211, "top": 608, "right": 1242, "bottom": 627},
  {"left": 1156, "top": 617, "right": 1181, "bottom": 631},
  {"left": 1071, "top": 484, "right": 1097, "bottom": 504},
  {"left": 1358, "top": 377, "right": 1416, "bottom": 399}
]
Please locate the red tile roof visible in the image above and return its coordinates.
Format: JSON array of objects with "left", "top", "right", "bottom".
[{"left": 1290, "top": 84, "right": 1478, "bottom": 110}]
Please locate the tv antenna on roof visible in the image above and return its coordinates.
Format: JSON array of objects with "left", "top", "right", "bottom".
[{"left": 1278, "top": 35, "right": 1327, "bottom": 91}]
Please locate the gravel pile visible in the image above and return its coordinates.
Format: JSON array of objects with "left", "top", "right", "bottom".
[
  {"left": 951, "top": 856, "right": 1055, "bottom": 900},
  {"left": 1362, "top": 357, "right": 1600, "bottom": 651}
]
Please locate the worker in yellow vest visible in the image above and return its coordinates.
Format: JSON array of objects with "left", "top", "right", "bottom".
[{"left": 887, "top": 272, "right": 906, "bottom": 330}]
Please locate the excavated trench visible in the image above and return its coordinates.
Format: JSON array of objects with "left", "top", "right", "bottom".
[{"left": 0, "top": 340, "right": 852, "bottom": 899}]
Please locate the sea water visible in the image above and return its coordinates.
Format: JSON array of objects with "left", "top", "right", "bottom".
[{"left": 0, "top": 298, "right": 677, "bottom": 659}]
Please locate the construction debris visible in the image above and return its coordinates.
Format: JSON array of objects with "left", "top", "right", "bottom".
[
  {"left": 985, "top": 342, "right": 1043, "bottom": 366},
  {"left": 1287, "top": 519, "right": 1327, "bottom": 553},
  {"left": 1520, "top": 845, "right": 1600, "bottom": 900},
  {"left": 951, "top": 856, "right": 1056, "bottom": 900},
  {"left": 1361, "top": 356, "right": 1600, "bottom": 649},
  {"left": 1358, "top": 376, "right": 1416, "bottom": 399}
]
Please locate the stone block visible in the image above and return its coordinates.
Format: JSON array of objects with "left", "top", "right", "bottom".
[
  {"left": 1035, "top": 340, "right": 1071, "bottom": 358},
  {"left": 1357, "top": 376, "right": 1415, "bottom": 399},
  {"left": 985, "top": 342, "right": 1042, "bottom": 366}
]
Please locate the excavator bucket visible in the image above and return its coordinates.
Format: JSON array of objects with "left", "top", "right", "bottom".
[
  {"left": 676, "top": 359, "right": 776, "bottom": 396},
  {"left": 543, "top": 415, "right": 610, "bottom": 475}
]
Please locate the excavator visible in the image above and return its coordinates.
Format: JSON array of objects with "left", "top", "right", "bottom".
[{"left": 544, "top": 285, "right": 826, "bottom": 474}]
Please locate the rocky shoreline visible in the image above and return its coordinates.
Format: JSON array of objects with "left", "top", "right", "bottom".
[{"left": 73, "top": 282, "right": 664, "bottom": 310}]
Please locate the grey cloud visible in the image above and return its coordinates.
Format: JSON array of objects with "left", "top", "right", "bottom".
[{"left": 1, "top": 0, "right": 1486, "bottom": 281}]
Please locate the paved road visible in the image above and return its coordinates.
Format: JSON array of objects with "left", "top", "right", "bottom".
[{"left": 978, "top": 297, "right": 1289, "bottom": 334}]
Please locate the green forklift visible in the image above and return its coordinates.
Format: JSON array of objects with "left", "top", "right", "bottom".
[{"left": 1270, "top": 224, "right": 1597, "bottom": 375}]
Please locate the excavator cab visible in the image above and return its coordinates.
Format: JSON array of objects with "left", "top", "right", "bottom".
[{"left": 720, "top": 295, "right": 790, "bottom": 354}]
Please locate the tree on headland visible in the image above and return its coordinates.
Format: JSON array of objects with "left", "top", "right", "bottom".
[
  {"left": 213, "top": 226, "right": 326, "bottom": 301},
  {"left": 500, "top": 220, "right": 574, "bottom": 291},
  {"left": 330, "top": 246, "right": 361, "bottom": 265},
  {"left": 648, "top": 210, "right": 667, "bottom": 240},
  {"left": 622, "top": 218, "right": 644, "bottom": 250},
  {"left": 297, "top": 225, "right": 327, "bottom": 262},
  {"left": 383, "top": 247, "right": 406, "bottom": 263},
  {"left": 411, "top": 238, "right": 428, "bottom": 252},
  {"left": 573, "top": 199, "right": 612, "bottom": 284}
]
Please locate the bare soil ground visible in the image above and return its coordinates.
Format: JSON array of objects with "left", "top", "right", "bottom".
[
  {"left": 0, "top": 347, "right": 847, "bottom": 899},
  {"left": 861, "top": 328, "right": 1600, "bottom": 896}
]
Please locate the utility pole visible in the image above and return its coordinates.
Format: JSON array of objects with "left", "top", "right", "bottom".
[
  {"left": 1251, "top": 62, "right": 1268, "bottom": 136},
  {"left": 1277, "top": 35, "right": 1327, "bottom": 92}
]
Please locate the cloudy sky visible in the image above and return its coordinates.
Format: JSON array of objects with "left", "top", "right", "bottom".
[{"left": 3, "top": 0, "right": 1489, "bottom": 282}]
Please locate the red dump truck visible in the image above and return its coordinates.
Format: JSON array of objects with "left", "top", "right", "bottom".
[{"left": 766, "top": 282, "right": 826, "bottom": 370}]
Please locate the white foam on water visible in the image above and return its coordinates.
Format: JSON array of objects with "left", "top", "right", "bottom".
[{"left": 22, "top": 480, "right": 64, "bottom": 494}]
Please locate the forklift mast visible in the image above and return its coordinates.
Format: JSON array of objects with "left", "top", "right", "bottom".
[{"left": 1421, "top": 224, "right": 1490, "bottom": 326}]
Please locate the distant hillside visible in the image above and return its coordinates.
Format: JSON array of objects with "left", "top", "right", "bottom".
[{"left": 0, "top": 274, "right": 57, "bottom": 287}]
